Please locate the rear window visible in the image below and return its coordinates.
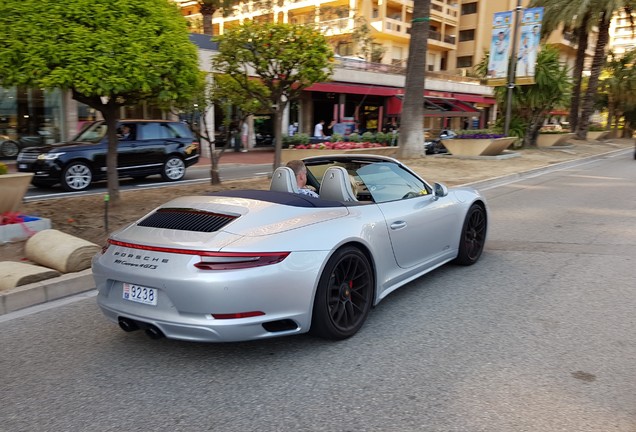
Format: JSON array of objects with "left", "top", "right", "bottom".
[{"left": 136, "top": 122, "right": 193, "bottom": 140}]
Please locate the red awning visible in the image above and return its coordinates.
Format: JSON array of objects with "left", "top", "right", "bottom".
[
  {"left": 305, "top": 82, "right": 400, "bottom": 97},
  {"left": 386, "top": 96, "right": 479, "bottom": 117},
  {"left": 452, "top": 94, "right": 496, "bottom": 104}
]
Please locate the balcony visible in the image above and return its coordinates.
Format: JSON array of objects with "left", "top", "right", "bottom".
[
  {"left": 431, "top": 0, "right": 459, "bottom": 20},
  {"left": 428, "top": 30, "right": 457, "bottom": 47},
  {"left": 370, "top": 17, "right": 411, "bottom": 39},
  {"left": 316, "top": 17, "right": 353, "bottom": 36}
]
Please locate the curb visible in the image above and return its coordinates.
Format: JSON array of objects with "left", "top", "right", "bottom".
[
  {"left": 1, "top": 146, "right": 631, "bottom": 316},
  {"left": 0, "top": 269, "right": 94, "bottom": 315},
  {"left": 464, "top": 147, "right": 631, "bottom": 191}
]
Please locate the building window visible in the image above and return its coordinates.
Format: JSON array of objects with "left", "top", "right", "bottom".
[
  {"left": 459, "top": 29, "right": 475, "bottom": 42},
  {"left": 461, "top": 2, "right": 477, "bottom": 15},
  {"left": 336, "top": 41, "right": 354, "bottom": 56},
  {"left": 457, "top": 56, "right": 473, "bottom": 68}
]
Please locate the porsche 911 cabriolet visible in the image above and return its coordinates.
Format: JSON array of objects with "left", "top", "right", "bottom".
[{"left": 92, "top": 155, "right": 488, "bottom": 342}]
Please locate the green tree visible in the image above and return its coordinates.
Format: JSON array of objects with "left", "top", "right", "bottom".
[
  {"left": 476, "top": 47, "right": 571, "bottom": 147},
  {"left": 351, "top": 16, "right": 386, "bottom": 62},
  {"left": 0, "top": 0, "right": 201, "bottom": 205},
  {"left": 212, "top": 22, "right": 333, "bottom": 168},
  {"left": 599, "top": 48, "right": 636, "bottom": 136},
  {"left": 397, "top": 0, "right": 431, "bottom": 159},
  {"left": 530, "top": 0, "right": 635, "bottom": 139}
]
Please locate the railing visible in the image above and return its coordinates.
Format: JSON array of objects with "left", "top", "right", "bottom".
[
  {"left": 384, "top": 17, "right": 410, "bottom": 34},
  {"left": 335, "top": 58, "right": 483, "bottom": 85},
  {"left": 316, "top": 17, "right": 352, "bottom": 36},
  {"left": 429, "top": 30, "right": 457, "bottom": 45}
]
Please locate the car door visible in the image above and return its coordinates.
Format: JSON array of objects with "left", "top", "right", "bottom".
[
  {"left": 358, "top": 162, "right": 459, "bottom": 269},
  {"left": 378, "top": 195, "right": 460, "bottom": 269},
  {"left": 119, "top": 122, "right": 166, "bottom": 175}
]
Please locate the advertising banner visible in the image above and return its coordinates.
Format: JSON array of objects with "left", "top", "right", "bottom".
[
  {"left": 486, "top": 11, "right": 513, "bottom": 87},
  {"left": 515, "top": 7, "right": 544, "bottom": 85}
]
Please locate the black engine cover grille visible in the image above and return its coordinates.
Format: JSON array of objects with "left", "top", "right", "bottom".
[{"left": 138, "top": 208, "right": 237, "bottom": 233}]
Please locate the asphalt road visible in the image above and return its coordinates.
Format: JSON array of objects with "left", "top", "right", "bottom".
[{"left": 1, "top": 151, "right": 635, "bottom": 432}]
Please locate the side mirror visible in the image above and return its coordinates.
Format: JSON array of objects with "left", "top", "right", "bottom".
[{"left": 433, "top": 182, "right": 448, "bottom": 200}]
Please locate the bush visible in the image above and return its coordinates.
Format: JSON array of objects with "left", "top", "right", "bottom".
[
  {"left": 0, "top": 162, "right": 8, "bottom": 175},
  {"left": 361, "top": 132, "right": 375, "bottom": 143},
  {"left": 374, "top": 132, "right": 387, "bottom": 145},
  {"left": 284, "top": 133, "right": 311, "bottom": 147},
  {"left": 330, "top": 133, "right": 344, "bottom": 143},
  {"left": 348, "top": 133, "right": 361, "bottom": 142},
  {"left": 588, "top": 123, "right": 605, "bottom": 131},
  {"left": 455, "top": 129, "right": 505, "bottom": 139}
]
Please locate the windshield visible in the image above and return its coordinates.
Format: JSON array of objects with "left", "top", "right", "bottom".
[
  {"left": 73, "top": 122, "right": 108, "bottom": 143},
  {"left": 306, "top": 160, "right": 431, "bottom": 203}
]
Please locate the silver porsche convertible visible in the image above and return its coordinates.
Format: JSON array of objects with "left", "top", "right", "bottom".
[{"left": 92, "top": 155, "right": 488, "bottom": 342}]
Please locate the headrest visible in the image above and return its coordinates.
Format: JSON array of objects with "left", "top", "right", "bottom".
[
  {"left": 319, "top": 166, "right": 358, "bottom": 202},
  {"left": 270, "top": 166, "right": 299, "bottom": 194}
]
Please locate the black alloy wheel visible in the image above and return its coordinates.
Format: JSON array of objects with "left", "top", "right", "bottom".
[
  {"left": 311, "top": 246, "right": 374, "bottom": 340},
  {"left": 454, "top": 203, "right": 487, "bottom": 265}
]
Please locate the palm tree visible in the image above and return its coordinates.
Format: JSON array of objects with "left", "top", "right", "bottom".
[
  {"left": 474, "top": 47, "right": 571, "bottom": 147},
  {"left": 197, "top": 0, "right": 234, "bottom": 36},
  {"left": 397, "top": 0, "right": 430, "bottom": 159},
  {"left": 600, "top": 48, "right": 636, "bottom": 135},
  {"left": 530, "top": 0, "right": 634, "bottom": 139},
  {"left": 530, "top": 0, "right": 593, "bottom": 132}
]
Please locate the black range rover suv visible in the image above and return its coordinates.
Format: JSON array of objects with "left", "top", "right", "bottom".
[{"left": 16, "top": 120, "right": 199, "bottom": 191}]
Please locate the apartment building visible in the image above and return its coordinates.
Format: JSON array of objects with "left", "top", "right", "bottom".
[
  {"left": 177, "top": 0, "right": 496, "bottom": 136},
  {"left": 609, "top": 8, "right": 636, "bottom": 57}
]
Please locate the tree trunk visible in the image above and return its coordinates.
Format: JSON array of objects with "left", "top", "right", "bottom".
[
  {"left": 569, "top": 14, "right": 590, "bottom": 132},
  {"left": 209, "top": 145, "right": 221, "bottom": 184},
  {"left": 577, "top": 12, "right": 611, "bottom": 140},
  {"left": 397, "top": 0, "right": 430, "bottom": 159},
  {"left": 199, "top": 3, "right": 217, "bottom": 36},
  {"left": 71, "top": 90, "right": 122, "bottom": 205},
  {"left": 272, "top": 97, "right": 286, "bottom": 170}
]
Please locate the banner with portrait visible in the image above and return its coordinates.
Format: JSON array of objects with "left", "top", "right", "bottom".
[
  {"left": 486, "top": 11, "right": 513, "bottom": 86},
  {"left": 515, "top": 7, "right": 544, "bottom": 85}
]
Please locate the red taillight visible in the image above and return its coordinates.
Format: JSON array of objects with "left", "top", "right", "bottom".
[
  {"left": 212, "top": 311, "right": 265, "bottom": 319},
  {"left": 107, "top": 239, "right": 289, "bottom": 270},
  {"left": 194, "top": 252, "right": 290, "bottom": 270}
]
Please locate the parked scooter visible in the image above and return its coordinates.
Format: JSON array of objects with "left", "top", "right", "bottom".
[{"left": 424, "top": 129, "right": 455, "bottom": 155}]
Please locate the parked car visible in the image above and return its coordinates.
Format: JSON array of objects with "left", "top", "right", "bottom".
[
  {"left": 0, "top": 133, "right": 47, "bottom": 158},
  {"left": 93, "top": 154, "right": 488, "bottom": 343},
  {"left": 16, "top": 120, "right": 199, "bottom": 191}
]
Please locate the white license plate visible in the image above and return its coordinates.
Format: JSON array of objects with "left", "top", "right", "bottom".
[
  {"left": 123, "top": 283, "right": 157, "bottom": 306},
  {"left": 18, "top": 164, "right": 27, "bottom": 169}
]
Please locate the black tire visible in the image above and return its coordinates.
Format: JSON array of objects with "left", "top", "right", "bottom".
[
  {"left": 61, "top": 162, "right": 92, "bottom": 192},
  {"left": 161, "top": 156, "right": 186, "bottom": 181},
  {"left": 31, "top": 179, "right": 55, "bottom": 189},
  {"left": 454, "top": 203, "right": 487, "bottom": 266},
  {"left": 311, "top": 246, "right": 374, "bottom": 340},
  {"left": 0, "top": 140, "right": 19, "bottom": 158}
]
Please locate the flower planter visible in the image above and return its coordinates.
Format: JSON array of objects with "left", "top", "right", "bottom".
[
  {"left": 0, "top": 172, "right": 33, "bottom": 213},
  {"left": 537, "top": 133, "right": 575, "bottom": 148},
  {"left": 0, "top": 216, "right": 51, "bottom": 244},
  {"left": 442, "top": 137, "right": 516, "bottom": 157},
  {"left": 282, "top": 146, "right": 398, "bottom": 164},
  {"left": 587, "top": 131, "right": 609, "bottom": 141}
]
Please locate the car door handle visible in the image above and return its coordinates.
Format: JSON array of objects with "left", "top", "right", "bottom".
[{"left": 390, "top": 221, "right": 407, "bottom": 230}]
